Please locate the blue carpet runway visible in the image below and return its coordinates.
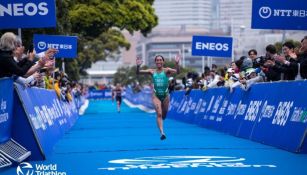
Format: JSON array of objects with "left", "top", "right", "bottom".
[{"left": 2, "top": 100, "right": 307, "bottom": 175}]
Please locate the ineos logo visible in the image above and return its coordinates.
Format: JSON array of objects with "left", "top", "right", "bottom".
[
  {"left": 0, "top": 2, "right": 49, "bottom": 17},
  {"left": 259, "top": 7, "right": 272, "bottom": 19}
]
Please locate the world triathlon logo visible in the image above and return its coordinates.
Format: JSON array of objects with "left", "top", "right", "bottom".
[
  {"left": 16, "top": 162, "right": 67, "bottom": 175},
  {"left": 259, "top": 7, "right": 272, "bottom": 19},
  {"left": 16, "top": 162, "right": 34, "bottom": 175},
  {"left": 98, "top": 156, "right": 277, "bottom": 171}
]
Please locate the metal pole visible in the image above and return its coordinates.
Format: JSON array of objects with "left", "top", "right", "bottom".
[
  {"left": 18, "top": 28, "right": 22, "bottom": 43},
  {"left": 182, "top": 44, "right": 185, "bottom": 68},
  {"left": 62, "top": 58, "right": 65, "bottom": 73},
  {"left": 202, "top": 56, "right": 205, "bottom": 73},
  {"left": 52, "top": 59, "right": 56, "bottom": 88},
  {"left": 282, "top": 30, "right": 286, "bottom": 43},
  {"left": 231, "top": 18, "right": 234, "bottom": 62}
]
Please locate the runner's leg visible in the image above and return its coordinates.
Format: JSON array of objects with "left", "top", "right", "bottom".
[
  {"left": 152, "top": 95, "right": 165, "bottom": 137},
  {"left": 162, "top": 95, "right": 170, "bottom": 120}
]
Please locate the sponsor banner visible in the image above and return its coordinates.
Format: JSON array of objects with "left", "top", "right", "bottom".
[
  {"left": 252, "top": 0, "right": 307, "bottom": 30},
  {"left": 124, "top": 87, "right": 154, "bottom": 110},
  {"left": 197, "top": 88, "right": 228, "bottom": 130},
  {"left": 192, "top": 36, "right": 233, "bottom": 57},
  {"left": 88, "top": 89, "right": 113, "bottom": 99},
  {"left": 0, "top": 0, "right": 56, "bottom": 29},
  {"left": 250, "top": 82, "right": 307, "bottom": 152},
  {"left": 0, "top": 78, "right": 13, "bottom": 143},
  {"left": 218, "top": 88, "right": 247, "bottom": 135},
  {"left": 33, "top": 34, "right": 78, "bottom": 58},
  {"left": 14, "top": 84, "right": 78, "bottom": 158},
  {"left": 169, "top": 81, "right": 307, "bottom": 153}
]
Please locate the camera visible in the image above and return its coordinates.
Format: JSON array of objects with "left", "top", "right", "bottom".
[
  {"left": 28, "top": 44, "right": 34, "bottom": 53},
  {"left": 254, "top": 56, "right": 269, "bottom": 67}
]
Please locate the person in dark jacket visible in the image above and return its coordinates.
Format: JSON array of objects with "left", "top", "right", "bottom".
[
  {"left": 274, "top": 36, "right": 307, "bottom": 80},
  {"left": 262, "top": 44, "right": 281, "bottom": 81},
  {"left": 269, "top": 41, "right": 298, "bottom": 80},
  {"left": 0, "top": 32, "right": 56, "bottom": 78}
]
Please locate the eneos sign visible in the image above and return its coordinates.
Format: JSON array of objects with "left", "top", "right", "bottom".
[
  {"left": 0, "top": 0, "right": 56, "bottom": 29},
  {"left": 192, "top": 36, "right": 233, "bottom": 58}
]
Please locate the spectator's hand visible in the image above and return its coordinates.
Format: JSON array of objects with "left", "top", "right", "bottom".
[
  {"left": 32, "top": 72, "right": 41, "bottom": 80},
  {"left": 264, "top": 60, "right": 275, "bottom": 67},
  {"left": 42, "top": 48, "right": 58, "bottom": 62},
  {"left": 174, "top": 54, "right": 180, "bottom": 65},
  {"left": 275, "top": 55, "right": 286, "bottom": 64},
  {"left": 289, "top": 52, "right": 297, "bottom": 59},
  {"left": 27, "top": 51, "right": 35, "bottom": 62},
  {"left": 136, "top": 57, "right": 143, "bottom": 66},
  {"left": 44, "top": 59, "right": 55, "bottom": 69}
]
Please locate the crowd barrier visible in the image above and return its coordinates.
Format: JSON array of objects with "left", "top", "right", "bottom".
[
  {"left": 0, "top": 78, "right": 14, "bottom": 143},
  {"left": 87, "top": 89, "right": 112, "bottom": 99},
  {"left": 124, "top": 87, "right": 154, "bottom": 110},
  {"left": 168, "top": 81, "right": 307, "bottom": 153},
  {"left": 0, "top": 78, "right": 79, "bottom": 161}
]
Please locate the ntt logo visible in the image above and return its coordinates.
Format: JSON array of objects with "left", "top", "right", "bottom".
[
  {"left": 259, "top": 7, "right": 272, "bottom": 19},
  {"left": 16, "top": 162, "right": 34, "bottom": 175},
  {"left": 37, "top": 41, "right": 47, "bottom": 50}
]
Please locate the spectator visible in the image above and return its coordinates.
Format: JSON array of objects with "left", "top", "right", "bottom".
[
  {"left": 248, "top": 49, "right": 260, "bottom": 68},
  {"left": 271, "top": 41, "right": 298, "bottom": 80},
  {"left": 0, "top": 32, "right": 56, "bottom": 78},
  {"left": 263, "top": 44, "right": 281, "bottom": 81},
  {"left": 298, "top": 36, "right": 307, "bottom": 79}
]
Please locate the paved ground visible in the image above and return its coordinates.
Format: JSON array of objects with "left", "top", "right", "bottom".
[{"left": 2, "top": 100, "right": 307, "bottom": 175}]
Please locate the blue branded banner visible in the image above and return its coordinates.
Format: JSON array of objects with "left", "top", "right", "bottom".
[
  {"left": 125, "top": 87, "right": 154, "bottom": 110},
  {"left": 0, "top": 0, "right": 56, "bottom": 29},
  {"left": 14, "top": 84, "right": 78, "bottom": 158},
  {"left": 252, "top": 0, "right": 307, "bottom": 30},
  {"left": 0, "top": 78, "right": 13, "bottom": 143},
  {"left": 168, "top": 81, "right": 307, "bottom": 153},
  {"left": 192, "top": 36, "right": 233, "bottom": 58},
  {"left": 88, "top": 89, "right": 113, "bottom": 99},
  {"left": 33, "top": 34, "right": 78, "bottom": 58}
]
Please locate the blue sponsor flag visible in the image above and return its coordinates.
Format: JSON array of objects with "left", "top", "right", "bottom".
[
  {"left": 252, "top": 0, "right": 307, "bottom": 30},
  {"left": 0, "top": 78, "right": 13, "bottom": 143},
  {"left": 192, "top": 36, "right": 233, "bottom": 58},
  {"left": 33, "top": 34, "right": 78, "bottom": 58},
  {"left": 0, "top": 0, "right": 56, "bottom": 29}
]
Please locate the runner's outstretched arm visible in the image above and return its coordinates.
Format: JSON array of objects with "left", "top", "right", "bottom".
[{"left": 136, "top": 57, "right": 152, "bottom": 75}]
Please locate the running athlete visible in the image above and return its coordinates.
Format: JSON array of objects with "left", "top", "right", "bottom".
[
  {"left": 113, "top": 83, "right": 123, "bottom": 113},
  {"left": 136, "top": 55, "right": 180, "bottom": 140}
]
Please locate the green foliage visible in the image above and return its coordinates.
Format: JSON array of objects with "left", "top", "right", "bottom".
[
  {"left": 112, "top": 60, "right": 193, "bottom": 86},
  {"left": 113, "top": 65, "right": 151, "bottom": 86},
  {"left": 274, "top": 39, "right": 302, "bottom": 54},
  {"left": 0, "top": 0, "right": 158, "bottom": 80}
]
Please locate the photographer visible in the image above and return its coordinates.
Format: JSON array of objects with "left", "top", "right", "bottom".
[{"left": 260, "top": 44, "right": 282, "bottom": 81}]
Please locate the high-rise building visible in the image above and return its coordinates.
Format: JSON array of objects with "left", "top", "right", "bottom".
[
  {"left": 153, "top": 0, "right": 212, "bottom": 31},
  {"left": 218, "top": 0, "right": 306, "bottom": 57},
  {"left": 135, "top": 0, "right": 228, "bottom": 73}
]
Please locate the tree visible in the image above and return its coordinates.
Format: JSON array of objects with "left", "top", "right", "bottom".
[
  {"left": 112, "top": 60, "right": 193, "bottom": 87},
  {"left": 0, "top": 0, "right": 158, "bottom": 80},
  {"left": 274, "top": 39, "right": 301, "bottom": 54}
]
